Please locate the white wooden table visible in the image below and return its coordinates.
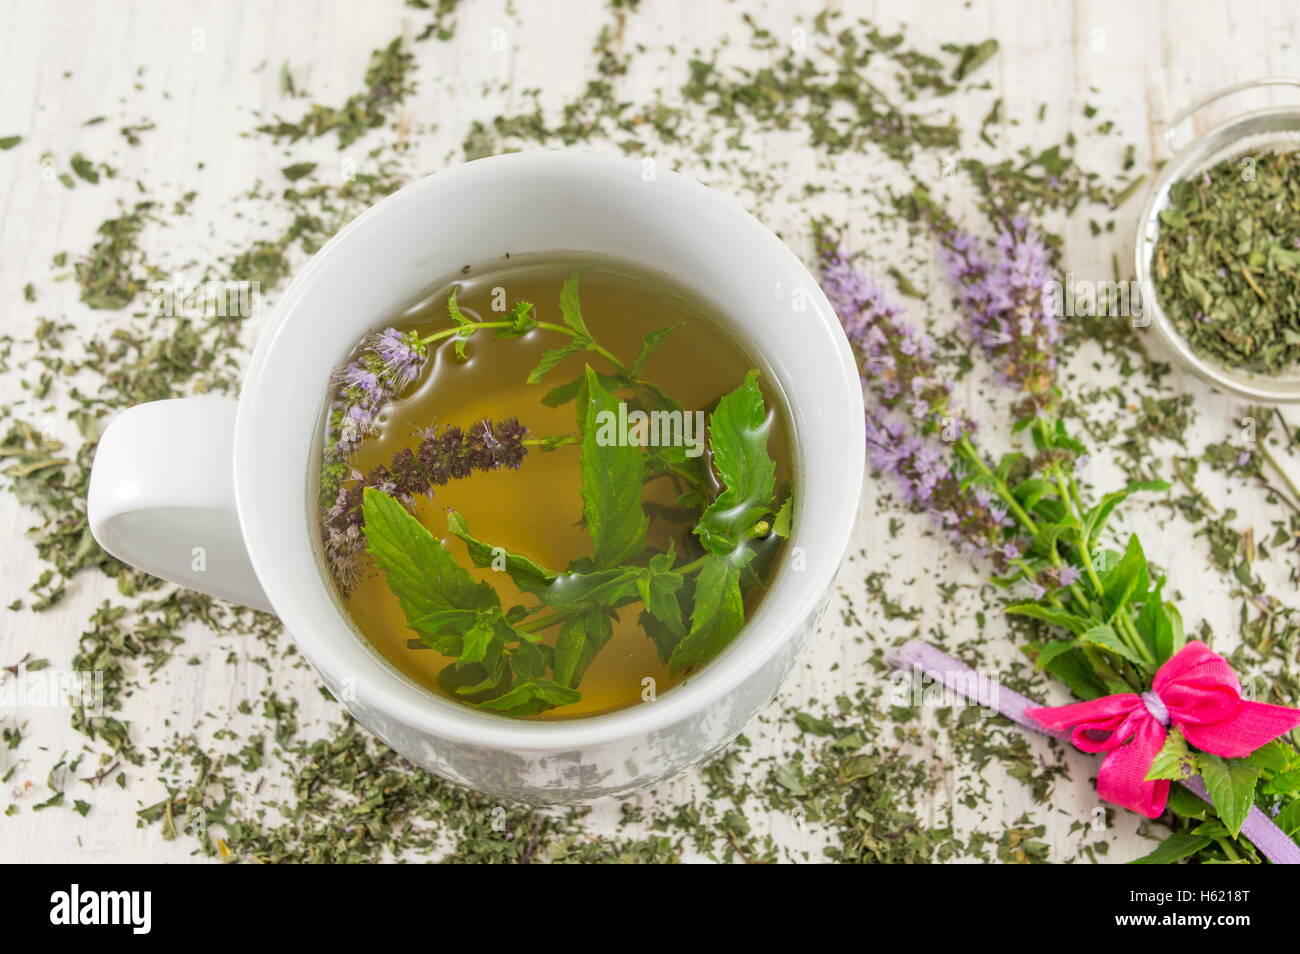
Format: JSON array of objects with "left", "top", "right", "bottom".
[{"left": 2, "top": 0, "right": 1298, "bottom": 862}]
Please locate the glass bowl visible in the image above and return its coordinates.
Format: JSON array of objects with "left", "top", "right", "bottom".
[{"left": 1135, "top": 77, "right": 1300, "bottom": 403}]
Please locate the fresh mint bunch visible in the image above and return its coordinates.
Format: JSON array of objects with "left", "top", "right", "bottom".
[{"left": 819, "top": 215, "right": 1300, "bottom": 864}]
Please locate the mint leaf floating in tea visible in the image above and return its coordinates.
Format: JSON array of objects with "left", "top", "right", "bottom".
[
  {"left": 553, "top": 608, "right": 614, "bottom": 688},
  {"left": 579, "top": 365, "right": 649, "bottom": 568},
  {"left": 630, "top": 319, "right": 684, "bottom": 379},
  {"left": 557, "top": 270, "right": 594, "bottom": 341},
  {"left": 362, "top": 487, "right": 522, "bottom": 701},
  {"left": 361, "top": 487, "right": 499, "bottom": 628},
  {"left": 695, "top": 370, "right": 777, "bottom": 555},
  {"left": 476, "top": 678, "right": 581, "bottom": 716},
  {"left": 446, "top": 510, "right": 556, "bottom": 596},
  {"left": 637, "top": 543, "right": 687, "bottom": 645},
  {"left": 336, "top": 265, "right": 794, "bottom": 717},
  {"left": 668, "top": 551, "right": 748, "bottom": 674}
]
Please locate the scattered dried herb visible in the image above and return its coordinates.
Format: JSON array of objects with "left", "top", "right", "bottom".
[{"left": 255, "top": 38, "right": 416, "bottom": 148}]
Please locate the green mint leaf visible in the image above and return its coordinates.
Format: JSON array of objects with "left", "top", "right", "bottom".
[
  {"left": 695, "top": 370, "right": 776, "bottom": 555},
  {"left": 640, "top": 575, "right": 686, "bottom": 655},
  {"left": 771, "top": 492, "right": 793, "bottom": 539},
  {"left": 476, "top": 678, "right": 580, "bottom": 717},
  {"left": 995, "top": 451, "right": 1027, "bottom": 481},
  {"left": 640, "top": 611, "right": 682, "bottom": 664},
  {"left": 446, "top": 510, "right": 556, "bottom": 596},
  {"left": 1133, "top": 577, "right": 1166, "bottom": 660},
  {"left": 1129, "top": 832, "right": 1213, "bottom": 865},
  {"left": 403, "top": 608, "right": 486, "bottom": 654},
  {"left": 456, "top": 612, "right": 501, "bottom": 669},
  {"left": 447, "top": 287, "right": 475, "bottom": 359},
  {"left": 579, "top": 366, "right": 648, "bottom": 567},
  {"left": 1245, "top": 739, "right": 1295, "bottom": 774},
  {"left": 634, "top": 380, "right": 685, "bottom": 414},
  {"left": 1029, "top": 639, "right": 1077, "bottom": 670},
  {"left": 1039, "top": 646, "right": 1108, "bottom": 700},
  {"left": 1145, "top": 727, "right": 1193, "bottom": 781},
  {"left": 1162, "top": 600, "right": 1186, "bottom": 662},
  {"left": 1133, "top": 584, "right": 1184, "bottom": 666},
  {"left": 1082, "top": 480, "right": 1171, "bottom": 544},
  {"left": 446, "top": 288, "right": 473, "bottom": 326},
  {"left": 558, "top": 271, "right": 592, "bottom": 340},
  {"left": 526, "top": 341, "right": 585, "bottom": 384},
  {"left": 539, "top": 369, "right": 624, "bottom": 408},
  {"left": 629, "top": 320, "right": 682, "bottom": 377},
  {"left": 668, "top": 554, "right": 746, "bottom": 674},
  {"left": 553, "top": 608, "right": 614, "bottom": 687},
  {"left": 510, "top": 640, "right": 548, "bottom": 681},
  {"left": 1101, "top": 534, "right": 1148, "bottom": 620},
  {"left": 447, "top": 661, "right": 511, "bottom": 695},
  {"left": 1198, "top": 754, "right": 1261, "bottom": 838},
  {"left": 539, "top": 376, "right": 582, "bottom": 408},
  {"left": 1005, "top": 602, "right": 1093, "bottom": 636},
  {"left": 493, "top": 300, "right": 537, "bottom": 340},
  {"left": 1011, "top": 477, "right": 1057, "bottom": 510},
  {"left": 1261, "top": 766, "right": 1300, "bottom": 796},
  {"left": 1091, "top": 548, "right": 1123, "bottom": 577},
  {"left": 437, "top": 660, "right": 510, "bottom": 702},
  {"left": 541, "top": 566, "right": 640, "bottom": 612},
  {"left": 1275, "top": 800, "right": 1300, "bottom": 836},
  {"left": 406, "top": 608, "right": 481, "bottom": 633},
  {"left": 1165, "top": 784, "right": 1210, "bottom": 818},
  {"left": 637, "top": 547, "right": 686, "bottom": 643},
  {"left": 647, "top": 542, "right": 676, "bottom": 571},
  {"left": 361, "top": 489, "right": 499, "bottom": 647},
  {"left": 1080, "top": 623, "right": 1146, "bottom": 667},
  {"left": 1030, "top": 517, "right": 1079, "bottom": 558}
]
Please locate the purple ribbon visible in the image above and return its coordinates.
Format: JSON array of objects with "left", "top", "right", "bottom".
[{"left": 887, "top": 638, "right": 1300, "bottom": 865}]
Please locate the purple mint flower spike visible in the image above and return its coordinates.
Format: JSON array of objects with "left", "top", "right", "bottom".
[
  {"left": 914, "top": 190, "right": 1059, "bottom": 419},
  {"left": 327, "top": 327, "right": 428, "bottom": 457},
  {"left": 943, "top": 219, "right": 1057, "bottom": 416},
  {"left": 323, "top": 417, "right": 528, "bottom": 594},
  {"left": 816, "top": 224, "right": 970, "bottom": 439},
  {"left": 817, "top": 218, "right": 1037, "bottom": 576},
  {"left": 367, "top": 328, "right": 425, "bottom": 391},
  {"left": 864, "top": 407, "right": 1023, "bottom": 571}
]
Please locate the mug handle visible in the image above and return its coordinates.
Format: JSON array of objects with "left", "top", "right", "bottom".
[{"left": 88, "top": 396, "right": 273, "bottom": 612}]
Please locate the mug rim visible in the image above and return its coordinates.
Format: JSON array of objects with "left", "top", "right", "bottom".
[{"left": 234, "top": 150, "right": 864, "bottom": 752}]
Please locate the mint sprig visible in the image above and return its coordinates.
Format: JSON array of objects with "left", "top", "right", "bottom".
[{"left": 358, "top": 273, "right": 791, "bottom": 716}]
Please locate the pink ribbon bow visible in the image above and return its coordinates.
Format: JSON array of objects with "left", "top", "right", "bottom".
[{"left": 1025, "top": 641, "right": 1300, "bottom": 818}]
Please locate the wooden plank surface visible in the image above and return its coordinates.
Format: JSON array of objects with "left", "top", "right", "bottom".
[{"left": 1, "top": 0, "right": 1298, "bottom": 862}]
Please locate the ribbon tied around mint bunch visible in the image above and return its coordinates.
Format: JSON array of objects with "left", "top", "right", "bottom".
[{"left": 1025, "top": 642, "right": 1300, "bottom": 818}]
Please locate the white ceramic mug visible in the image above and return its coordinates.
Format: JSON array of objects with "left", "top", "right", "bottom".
[{"left": 87, "top": 151, "right": 865, "bottom": 803}]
